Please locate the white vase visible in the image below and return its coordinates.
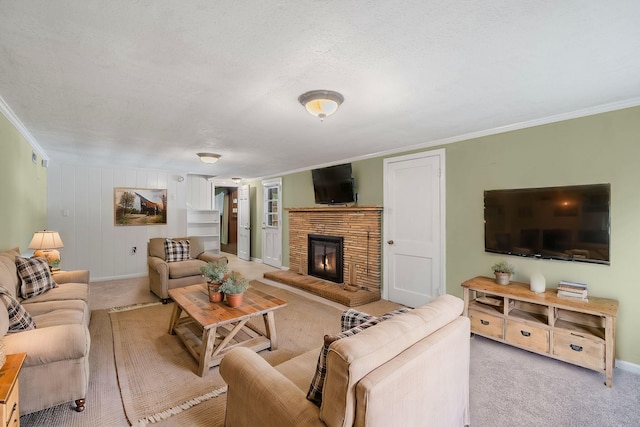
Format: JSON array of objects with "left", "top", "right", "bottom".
[{"left": 530, "top": 273, "right": 546, "bottom": 293}]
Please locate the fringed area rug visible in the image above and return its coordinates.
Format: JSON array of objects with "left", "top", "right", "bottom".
[{"left": 109, "top": 280, "right": 353, "bottom": 426}]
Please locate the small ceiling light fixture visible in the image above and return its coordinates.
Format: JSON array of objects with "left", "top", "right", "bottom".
[
  {"left": 298, "top": 90, "right": 344, "bottom": 121},
  {"left": 197, "top": 153, "right": 221, "bottom": 164},
  {"left": 231, "top": 177, "right": 242, "bottom": 184}
]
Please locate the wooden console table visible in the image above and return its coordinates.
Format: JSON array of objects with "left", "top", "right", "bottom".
[{"left": 461, "top": 276, "right": 618, "bottom": 386}]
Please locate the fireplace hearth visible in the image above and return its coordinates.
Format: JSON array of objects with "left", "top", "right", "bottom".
[{"left": 308, "top": 234, "right": 343, "bottom": 283}]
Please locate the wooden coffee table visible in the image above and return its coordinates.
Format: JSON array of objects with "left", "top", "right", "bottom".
[{"left": 168, "top": 284, "right": 287, "bottom": 376}]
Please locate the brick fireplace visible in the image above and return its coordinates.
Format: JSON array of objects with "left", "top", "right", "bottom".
[{"left": 288, "top": 206, "right": 383, "bottom": 293}]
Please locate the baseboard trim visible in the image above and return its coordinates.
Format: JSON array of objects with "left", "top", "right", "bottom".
[
  {"left": 91, "top": 273, "right": 147, "bottom": 282},
  {"left": 616, "top": 359, "right": 640, "bottom": 375}
]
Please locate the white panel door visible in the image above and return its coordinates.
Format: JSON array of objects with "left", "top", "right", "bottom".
[
  {"left": 384, "top": 150, "right": 445, "bottom": 307},
  {"left": 237, "top": 185, "right": 251, "bottom": 261},
  {"left": 262, "top": 178, "right": 282, "bottom": 268}
]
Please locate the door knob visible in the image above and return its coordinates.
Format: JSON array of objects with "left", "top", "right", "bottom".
[{"left": 387, "top": 240, "right": 394, "bottom": 245}]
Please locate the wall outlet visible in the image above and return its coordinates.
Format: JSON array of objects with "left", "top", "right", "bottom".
[{"left": 130, "top": 246, "right": 137, "bottom": 255}]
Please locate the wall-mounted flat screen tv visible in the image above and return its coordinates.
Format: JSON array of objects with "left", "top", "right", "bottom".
[
  {"left": 484, "top": 184, "right": 610, "bottom": 265},
  {"left": 312, "top": 163, "right": 355, "bottom": 205}
]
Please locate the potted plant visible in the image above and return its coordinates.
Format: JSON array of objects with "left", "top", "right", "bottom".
[
  {"left": 200, "top": 261, "right": 228, "bottom": 302},
  {"left": 219, "top": 271, "right": 250, "bottom": 307},
  {"left": 492, "top": 260, "right": 514, "bottom": 285}
]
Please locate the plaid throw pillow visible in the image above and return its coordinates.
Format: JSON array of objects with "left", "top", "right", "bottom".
[
  {"left": 306, "top": 307, "right": 411, "bottom": 407},
  {"left": 340, "top": 309, "right": 375, "bottom": 332},
  {"left": 164, "top": 239, "right": 191, "bottom": 262},
  {"left": 15, "top": 256, "right": 58, "bottom": 299},
  {"left": 0, "top": 287, "right": 36, "bottom": 332}
]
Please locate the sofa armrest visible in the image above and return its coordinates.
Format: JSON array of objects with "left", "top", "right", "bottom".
[
  {"left": 53, "top": 270, "right": 90, "bottom": 284},
  {"left": 197, "top": 252, "right": 228, "bottom": 264},
  {"left": 3, "top": 324, "right": 90, "bottom": 366},
  {"left": 148, "top": 256, "right": 168, "bottom": 274},
  {"left": 220, "top": 347, "right": 323, "bottom": 427}
]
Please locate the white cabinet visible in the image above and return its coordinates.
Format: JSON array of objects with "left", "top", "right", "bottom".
[{"left": 187, "top": 209, "right": 220, "bottom": 253}]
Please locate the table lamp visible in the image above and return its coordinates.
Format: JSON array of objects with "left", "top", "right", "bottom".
[{"left": 28, "top": 230, "right": 64, "bottom": 270}]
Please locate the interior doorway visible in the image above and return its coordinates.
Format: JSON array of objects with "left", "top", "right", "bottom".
[{"left": 216, "top": 187, "right": 238, "bottom": 255}]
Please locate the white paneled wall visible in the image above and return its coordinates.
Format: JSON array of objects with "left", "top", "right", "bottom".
[{"left": 47, "top": 164, "right": 191, "bottom": 281}]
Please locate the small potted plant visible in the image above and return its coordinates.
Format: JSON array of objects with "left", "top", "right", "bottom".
[
  {"left": 200, "top": 261, "right": 228, "bottom": 302},
  {"left": 492, "top": 260, "right": 515, "bottom": 285},
  {"left": 219, "top": 271, "right": 250, "bottom": 307}
]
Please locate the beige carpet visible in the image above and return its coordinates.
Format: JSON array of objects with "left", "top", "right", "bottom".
[{"left": 109, "top": 280, "right": 400, "bottom": 426}]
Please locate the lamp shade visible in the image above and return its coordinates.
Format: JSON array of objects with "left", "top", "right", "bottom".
[
  {"left": 298, "top": 90, "right": 344, "bottom": 121},
  {"left": 28, "top": 231, "right": 64, "bottom": 250}
]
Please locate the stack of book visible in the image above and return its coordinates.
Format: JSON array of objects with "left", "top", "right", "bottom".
[{"left": 556, "top": 280, "right": 588, "bottom": 301}]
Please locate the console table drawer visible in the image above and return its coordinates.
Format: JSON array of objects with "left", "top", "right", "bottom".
[
  {"left": 506, "top": 320, "right": 549, "bottom": 353},
  {"left": 469, "top": 309, "right": 504, "bottom": 339},
  {"left": 553, "top": 331, "right": 605, "bottom": 371}
]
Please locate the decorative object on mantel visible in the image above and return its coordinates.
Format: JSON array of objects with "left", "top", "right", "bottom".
[
  {"left": 219, "top": 272, "right": 250, "bottom": 307},
  {"left": 491, "top": 260, "right": 514, "bottom": 285},
  {"left": 28, "top": 230, "right": 64, "bottom": 270},
  {"left": 529, "top": 272, "right": 546, "bottom": 293},
  {"left": 298, "top": 90, "right": 344, "bottom": 121},
  {"left": 201, "top": 261, "right": 229, "bottom": 303}
]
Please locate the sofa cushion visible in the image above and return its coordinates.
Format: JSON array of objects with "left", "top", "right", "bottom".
[
  {"left": 21, "top": 282, "right": 89, "bottom": 305},
  {"left": 24, "top": 299, "right": 90, "bottom": 327},
  {"left": 0, "top": 287, "right": 36, "bottom": 332},
  {"left": 148, "top": 238, "right": 167, "bottom": 260},
  {"left": 168, "top": 259, "right": 207, "bottom": 279},
  {"left": 164, "top": 239, "right": 191, "bottom": 262},
  {"left": 307, "top": 307, "right": 411, "bottom": 407},
  {"left": 15, "top": 256, "right": 58, "bottom": 299}
]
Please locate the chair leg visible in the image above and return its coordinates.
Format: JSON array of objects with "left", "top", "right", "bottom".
[{"left": 74, "top": 398, "right": 85, "bottom": 412}]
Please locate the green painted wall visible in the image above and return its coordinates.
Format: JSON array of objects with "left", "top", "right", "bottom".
[
  {"left": 0, "top": 114, "right": 48, "bottom": 252},
  {"left": 248, "top": 106, "right": 640, "bottom": 364}
]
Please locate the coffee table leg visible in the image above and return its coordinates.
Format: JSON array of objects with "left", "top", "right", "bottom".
[
  {"left": 168, "top": 303, "right": 182, "bottom": 335},
  {"left": 198, "top": 326, "right": 217, "bottom": 377},
  {"left": 264, "top": 311, "right": 278, "bottom": 350}
]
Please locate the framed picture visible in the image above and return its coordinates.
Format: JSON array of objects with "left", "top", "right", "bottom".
[{"left": 114, "top": 188, "right": 167, "bottom": 226}]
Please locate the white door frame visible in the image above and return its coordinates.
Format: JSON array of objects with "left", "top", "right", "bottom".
[
  {"left": 262, "top": 178, "right": 282, "bottom": 268},
  {"left": 382, "top": 149, "right": 446, "bottom": 302},
  {"left": 237, "top": 184, "right": 251, "bottom": 261}
]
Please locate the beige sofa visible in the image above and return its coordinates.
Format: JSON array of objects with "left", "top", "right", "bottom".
[
  {"left": 147, "top": 237, "right": 228, "bottom": 303},
  {"left": 220, "top": 295, "right": 470, "bottom": 427},
  {"left": 0, "top": 247, "right": 90, "bottom": 415}
]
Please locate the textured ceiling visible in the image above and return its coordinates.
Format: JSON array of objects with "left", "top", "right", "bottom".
[{"left": 1, "top": 1, "right": 640, "bottom": 181}]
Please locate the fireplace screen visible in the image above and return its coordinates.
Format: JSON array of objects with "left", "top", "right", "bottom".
[{"left": 308, "top": 234, "right": 344, "bottom": 283}]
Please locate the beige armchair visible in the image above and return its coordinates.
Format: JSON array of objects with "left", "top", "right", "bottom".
[{"left": 147, "top": 237, "right": 227, "bottom": 303}]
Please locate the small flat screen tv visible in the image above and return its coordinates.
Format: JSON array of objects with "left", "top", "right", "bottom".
[
  {"left": 312, "top": 163, "right": 355, "bottom": 205},
  {"left": 484, "top": 184, "right": 610, "bottom": 265}
]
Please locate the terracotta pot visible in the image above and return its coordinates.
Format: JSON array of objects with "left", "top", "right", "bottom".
[
  {"left": 225, "top": 293, "right": 243, "bottom": 308},
  {"left": 208, "top": 283, "right": 224, "bottom": 303},
  {"left": 494, "top": 272, "right": 511, "bottom": 285}
]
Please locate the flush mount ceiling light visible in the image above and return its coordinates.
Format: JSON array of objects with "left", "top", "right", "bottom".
[
  {"left": 298, "top": 90, "right": 344, "bottom": 121},
  {"left": 231, "top": 177, "right": 242, "bottom": 184},
  {"left": 197, "top": 153, "right": 221, "bottom": 164}
]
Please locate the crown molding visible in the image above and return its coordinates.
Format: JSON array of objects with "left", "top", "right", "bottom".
[
  {"left": 253, "top": 97, "right": 640, "bottom": 182},
  {"left": 0, "top": 95, "right": 49, "bottom": 161}
]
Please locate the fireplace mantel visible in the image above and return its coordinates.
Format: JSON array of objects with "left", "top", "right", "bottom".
[{"left": 288, "top": 206, "right": 382, "bottom": 293}]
